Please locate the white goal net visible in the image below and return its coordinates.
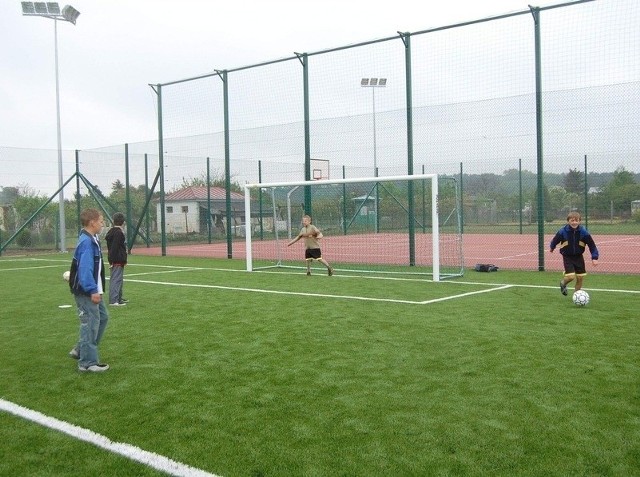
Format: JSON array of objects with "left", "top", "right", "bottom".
[{"left": 243, "top": 174, "right": 463, "bottom": 281}]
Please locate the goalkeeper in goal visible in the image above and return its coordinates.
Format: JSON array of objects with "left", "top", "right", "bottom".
[{"left": 287, "top": 215, "right": 334, "bottom": 276}]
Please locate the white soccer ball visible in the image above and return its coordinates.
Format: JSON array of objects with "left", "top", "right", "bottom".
[
  {"left": 62, "top": 271, "right": 70, "bottom": 282},
  {"left": 572, "top": 290, "right": 589, "bottom": 306}
]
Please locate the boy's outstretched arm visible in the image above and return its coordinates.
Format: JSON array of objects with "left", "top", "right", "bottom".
[{"left": 287, "top": 235, "right": 301, "bottom": 246}]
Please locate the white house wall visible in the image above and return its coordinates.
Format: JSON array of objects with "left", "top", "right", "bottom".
[{"left": 156, "top": 200, "right": 201, "bottom": 233}]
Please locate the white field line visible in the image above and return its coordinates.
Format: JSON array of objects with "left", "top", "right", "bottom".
[
  {"left": 0, "top": 264, "right": 208, "bottom": 277},
  {"left": 124, "top": 263, "right": 217, "bottom": 270},
  {"left": 125, "top": 278, "right": 514, "bottom": 305},
  {"left": 0, "top": 257, "right": 54, "bottom": 262},
  {"left": 3, "top": 259, "right": 638, "bottom": 296},
  {"left": 419, "top": 285, "right": 513, "bottom": 304},
  {"left": 257, "top": 270, "right": 640, "bottom": 294},
  {"left": 495, "top": 252, "right": 537, "bottom": 260},
  {"left": 126, "top": 279, "right": 427, "bottom": 304},
  {"left": 0, "top": 264, "right": 64, "bottom": 272},
  {"left": 0, "top": 258, "right": 209, "bottom": 270},
  {"left": 0, "top": 257, "right": 72, "bottom": 263},
  {"left": 125, "top": 268, "right": 207, "bottom": 278},
  {"left": 0, "top": 398, "right": 220, "bottom": 477},
  {"left": 123, "top": 265, "right": 640, "bottom": 299},
  {"left": 126, "top": 271, "right": 639, "bottom": 303},
  {"left": 452, "top": 280, "right": 640, "bottom": 294},
  {"left": 598, "top": 236, "right": 639, "bottom": 244},
  {"left": 175, "top": 268, "right": 640, "bottom": 295}
]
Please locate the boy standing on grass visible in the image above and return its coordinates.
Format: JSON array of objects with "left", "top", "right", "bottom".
[
  {"left": 105, "top": 212, "right": 128, "bottom": 306},
  {"left": 549, "top": 211, "right": 599, "bottom": 296},
  {"left": 68, "top": 208, "right": 110, "bottom": 372},
  {"left": 287, "top": 214, "right": 333, "bottom": 276}
]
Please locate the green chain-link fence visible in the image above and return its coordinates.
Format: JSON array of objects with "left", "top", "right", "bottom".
[{"left": 1, "top": 0, "right": 638, "bottom": 271}]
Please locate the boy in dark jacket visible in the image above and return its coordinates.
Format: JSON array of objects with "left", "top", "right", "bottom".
[
  {"left": 68, "top": 208, "right": 110, "bottom": 372},
  {"left": 105, "top": 212, "right": 128, "bottom": 306},
  {"left": 549, "top": 211, "right": 599, "bottom": 296}
]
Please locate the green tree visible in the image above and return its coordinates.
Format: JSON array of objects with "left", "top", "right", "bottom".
[
  {"left": 607, "top": 166, "right": 635, "bottom": 189},
  {"left": 600, "top": 167, "right": 640, "bottom": 217},
  {"left": 11, "top": 187, "right": 57, "bottom": 246},
  {"left": 112, "top": 179, "right": 125, "bottom": 192},
  {"left": 178, "top": 172, "right": 243, "bottom": 193},
  {"left": 108, "top": 183, "right": 158, "bottom": 233},
  {"left": 547, "top": 185, "right": 565, "bottom": 210},
  {"left": 534, "top": 184, "right": 554, "bottom": 222},
  {"left": 466, "top": 173, "right": 500, "bottom": 199},
  {"left": 563, "top": 168, "right": 584, "bottom": 194}
]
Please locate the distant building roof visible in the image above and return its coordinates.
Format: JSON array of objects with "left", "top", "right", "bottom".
[
  {"left": 165, "top": 186, "right": 244, "bottom": 202},
  {"left": 352, "top": 195, "right": 375, "bottom": 202}
]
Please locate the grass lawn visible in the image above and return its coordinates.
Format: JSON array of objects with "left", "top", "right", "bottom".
[{"left": 1, "top": 254, "right": 638, "bottom": 476}]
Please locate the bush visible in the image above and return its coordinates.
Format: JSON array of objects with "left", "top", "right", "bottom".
[
  {"left": 16, "top": 229, "right": 32, "bottom": 248},
  {"left": 40, "top": 228, "right": 55, "bottom": 245}
]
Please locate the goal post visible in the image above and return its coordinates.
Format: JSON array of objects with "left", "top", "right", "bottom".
[{"left": 244, "top": 174, "right": 463, "bottom": 281}]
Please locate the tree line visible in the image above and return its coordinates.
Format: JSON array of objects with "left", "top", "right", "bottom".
[{"left": 1, "top": 167, "right": 638, "bottom": 248}]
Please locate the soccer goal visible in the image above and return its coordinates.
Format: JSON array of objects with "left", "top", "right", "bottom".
[{"left": 243, "top": 174, "right": 463, "bottom": 281}]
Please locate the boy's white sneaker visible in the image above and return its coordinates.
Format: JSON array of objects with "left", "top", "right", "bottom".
[{"left": 78, "top": 363, "right": 110, "bottom": 372}]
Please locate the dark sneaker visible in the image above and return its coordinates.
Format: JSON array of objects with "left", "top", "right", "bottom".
[
  {"left": 306, "top": 271, "right": 311, "bottom": 276},
  {"left": 560, "top": 281, "right": 568, "bottom": 296},
  {"left": 328, "top": 267, "right": 333, "bottom": 276},
  {"left": 119, "top": 298, "right": 129, "bottom": 303},
  {"left": 69, "top": 348, "right": 79, "bottom": 360},
  {"left": 110, "top": 302, "right": 126, "bottom": 306},
  {"left": 78, "top": 363, "right": 109, "bottom": 372},
  {"left": 118, "top": 300, "right": 128, "bottom": 305}
]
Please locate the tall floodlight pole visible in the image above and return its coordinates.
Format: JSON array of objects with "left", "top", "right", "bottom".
[
  {"left": 361, "top": 78, "right": 386, "bottom": 232},
  {"left": 21, "top": 2, "right": 80, "bottom": 252}
]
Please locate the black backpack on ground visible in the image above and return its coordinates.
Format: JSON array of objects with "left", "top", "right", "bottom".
[{"left": 474, "top": 263, "right": 499, "bottom": 272}]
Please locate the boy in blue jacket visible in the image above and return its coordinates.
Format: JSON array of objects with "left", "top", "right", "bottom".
[
  {"left": 549, "top": 211, "right": 599, "bottom": 296},
  {"left": 68, "top": 208, "right": 110, "bottom": 372}
]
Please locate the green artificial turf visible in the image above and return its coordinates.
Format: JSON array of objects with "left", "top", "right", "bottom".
[{"left": 1, "top": 254, "right": 638, "bottom": 476}]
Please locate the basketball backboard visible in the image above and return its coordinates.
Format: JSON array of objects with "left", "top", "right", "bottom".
[{"left": 311, "top": 158, "right": 329, "bottom": 180}]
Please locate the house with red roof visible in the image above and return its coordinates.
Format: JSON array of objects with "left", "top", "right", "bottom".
[{"left": 157, "top": 186, "right": 247, "bottom": 235}]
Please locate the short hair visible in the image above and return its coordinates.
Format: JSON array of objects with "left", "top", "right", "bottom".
[
  {"left": 567, "top": 211, "right": 581, "bottom": 221},
  {"left": 80, "top": 208, "right": 101, "bottom": 227},
  {"left": 112, "top": 212, "right": 125, "bottom": 226}
]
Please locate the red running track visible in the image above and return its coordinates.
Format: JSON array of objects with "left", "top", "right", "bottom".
[{"left": 131, "top": 233, "right": 640, "bottom": 274}]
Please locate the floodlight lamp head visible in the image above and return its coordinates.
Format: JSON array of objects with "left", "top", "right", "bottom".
[
  {"left": 21, "top": 2, "right": 79, "bottom": 24},
  {"left": 34, "top": 2, "right": 49, "bottom": 14},
  {"left": 21, "top": 1, "right": 59, "bottom": 16},
  {"left": 46, "top": 2, "right": 60, "bottom": 14},
  {"left": 21, "top": 2, "right": 35, "bottom": 14},
  {"left": 61, "top": 4, "right": 80, "bottom": 24},
  {"left": 361, "top": 77, "right": 387, "bottom": 87}
]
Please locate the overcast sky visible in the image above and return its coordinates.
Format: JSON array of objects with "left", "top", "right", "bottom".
[{"left": 0, "top": 0, "right": 572, "bottom": 151}]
